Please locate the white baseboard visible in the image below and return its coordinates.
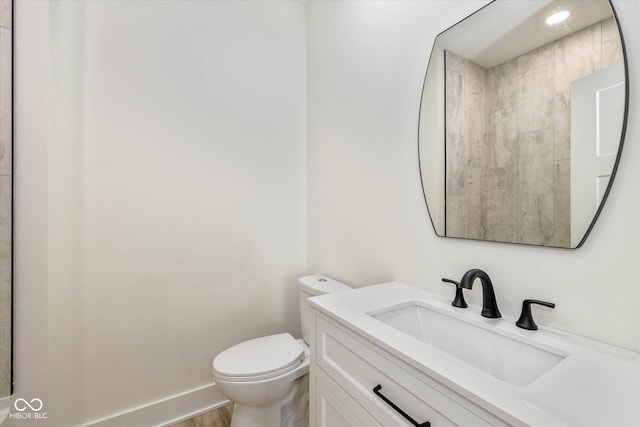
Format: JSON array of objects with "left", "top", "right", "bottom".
[{"left": 84, "top": 383, "right": 230, "bottom": 427}]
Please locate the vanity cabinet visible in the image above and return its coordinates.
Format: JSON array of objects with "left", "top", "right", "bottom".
[
  {"left": 310, "top": 312, "right": 509, "bottom": 427},
  {"left": 309, "top": 282, "right": 640, "bottom": 426}
]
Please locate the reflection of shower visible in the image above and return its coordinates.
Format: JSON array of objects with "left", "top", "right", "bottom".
[{"left": 441, "top": 16, "right": 625, "bottom": 248}]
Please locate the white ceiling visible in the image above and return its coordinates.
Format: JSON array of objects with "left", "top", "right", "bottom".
[{"left": 436, "top": 0, "right": 615, "bottom": 68}]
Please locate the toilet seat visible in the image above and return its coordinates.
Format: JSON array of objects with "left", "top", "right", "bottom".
[{"left": 213, "top": 333, "right": 305, "bottom": 382}]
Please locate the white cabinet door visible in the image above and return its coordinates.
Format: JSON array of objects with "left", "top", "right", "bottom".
[{"left": 316, "top": 315, "right": 503, "bottom": 427}]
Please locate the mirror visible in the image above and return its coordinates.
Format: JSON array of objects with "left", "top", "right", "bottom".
[{"left": 418, "top": 0, "right": 628, "bottom": 248}]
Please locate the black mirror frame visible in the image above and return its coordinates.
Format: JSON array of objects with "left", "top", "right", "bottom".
[{"left": 417, "top": 0, "right": 629, "bottom": 249}]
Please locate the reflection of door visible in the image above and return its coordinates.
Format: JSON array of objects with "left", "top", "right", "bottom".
[{"left": 571, "top": 63, "right": 625, "bottom": 247}]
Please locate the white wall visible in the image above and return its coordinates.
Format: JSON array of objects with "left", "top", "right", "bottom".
[
  {"left": 307, "top": 0, "right": 640, "bottom": 352},
  {"left": 12, "top": 0, "right": 640, "bottom": 425},
  {"left": 17, "top": 0, "right": 307, "bottom": 425}
]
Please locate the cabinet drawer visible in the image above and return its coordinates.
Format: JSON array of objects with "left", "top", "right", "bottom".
[
  {"left": 316, "top": 315, "right": 503, "bottom": 427},
  {"left": 314, "top": 372, "right": 383, "bottom": 427}
]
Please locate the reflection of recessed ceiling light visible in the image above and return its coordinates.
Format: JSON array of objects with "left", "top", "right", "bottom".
[{"left": 545, "top": 10, "right": 570, "bottom": 25}]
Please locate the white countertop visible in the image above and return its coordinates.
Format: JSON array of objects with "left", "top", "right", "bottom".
[{"left": 309, "top": 282, "right": 640, "bottom": 426}]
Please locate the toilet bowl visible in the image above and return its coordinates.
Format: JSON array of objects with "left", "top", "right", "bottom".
[{"left": 212, "top": 275, "right": 351, "bottom": 427}]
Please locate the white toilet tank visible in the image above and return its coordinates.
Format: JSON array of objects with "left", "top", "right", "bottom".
[{"left": 298, "top": 275, "right": 351, "bottom": 345}]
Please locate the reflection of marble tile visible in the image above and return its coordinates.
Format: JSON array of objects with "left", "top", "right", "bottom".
[
  {"left": 446, "top": 133, "right": 468, "bottom": 195},
  {"left": 518, "top": 193, "right": 554, "bottom": 246},
  {"left": 517, "top": 43, "right": 553, "bottom": 74},
  {"left": 0, "top": 176, "right": 10, "bottom": 225},
  {"left": 0, "top": 241, "right": 9, "bottom": 282},
  {"left": 0, "top": 222, "right": 8, "bottom": 244},
  {"left": 487, "top": 110, "right": 495, "bottom": 167},
  {"left": 446, "top": 50, "right": 464, "bottom": 73},
  {"left": 555, "top": 192, "right": 571, "bottom": 248},
  {"left": 0, "top": 28, "right": 11, "bottom": 175},
  {"left": 487, "top": 224, "right": 515, "bottom": 243},
  {"left": 517, "top": 62, "right": 554, "bottom": 134},
  {"left": 446, "top": 193, "right": 466, "bottom": 238},
  {"left": 601, "top": 18, "right": 618, "bottom": 42},
  {"left": 468, "top": 121, "right": 488, "bottom": 169},
  {"left": 0, "top": 323, "right": 10, "bottom": 397},
  {"left": 489, "top": 107, "right": 517, "bottom": 168},
  {"left": 517, "top": 129, "right": 554, "bottom": 194},
  {"left": 553, "top": 91, "right": 570, "bottom": 161},
  {"left": 464, "top": 167, "right": 486, "bottom": 239},
  {"left": 464, "top": 60, "right": 488, "bottom": 168},
  {"left": 446, "top": 51, "right": 465, "bottom": 136},
  {"left": 464, "top": 58, "right": 486, "bottom": 87},
  {"left": 488, "top": 59, "right": 516, "bottom": 112},
  {"left": 602, "top": 38, "right": 624, "bottom": 69},
  {"left": 0, "top": 0, "right": 10, "bottom": 29},
  {"left": 554, "top": 159, "right": 570, "bottom": 195},
  {"left": 486, "top": 167, "right": 515, "bottom": 226},
  {"left": 0, "top": 281, "right": 9, "bottom": 324},
  {"left": 554, "top": 24, "right": 601, "bottom": 93}
]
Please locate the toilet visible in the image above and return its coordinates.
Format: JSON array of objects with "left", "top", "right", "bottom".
[{"left": 212, "top": 275, "right": 352, "bottom": 427}]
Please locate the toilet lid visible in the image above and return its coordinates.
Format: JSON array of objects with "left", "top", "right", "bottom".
[{"left": 213, "top": 333, "right": 304, "bottom": 381}]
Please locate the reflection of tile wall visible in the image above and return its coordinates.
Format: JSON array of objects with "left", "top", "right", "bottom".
[
  {"left": 0, "top": 0, "right": 11, "bottom": 398},
  {"left": 445, "top": 18, "right": 623, "bottom": 247},
  {"left": 445, "top": 51, "right": 489, "bottom": 240}
]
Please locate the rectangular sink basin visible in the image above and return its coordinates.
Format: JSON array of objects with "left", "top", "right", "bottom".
[{"left": 369, "top": 302, "right": 567, "bottom": 387}]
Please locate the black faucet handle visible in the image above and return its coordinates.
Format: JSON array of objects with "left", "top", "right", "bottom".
[
  {"left": 516, "top": 299, "right": 555, "bottom": 330},
  {"left": 441, "top": 278, "right": 467, "bottom": 308}
]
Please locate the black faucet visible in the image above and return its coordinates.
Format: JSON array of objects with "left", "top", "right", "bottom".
[
  {"left": 441, "top": 278, "right": 468, "bottom": 308},
  {"left": 516, "top": 299, "right": 555, "bottom": 330},
  {"left": 460, "top": 269, "right": 501, "bottom": 318}
]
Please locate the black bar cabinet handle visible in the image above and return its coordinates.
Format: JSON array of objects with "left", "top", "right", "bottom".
[{"left": 373, "top": 384, "right": 431, "bottom": 427}]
